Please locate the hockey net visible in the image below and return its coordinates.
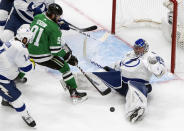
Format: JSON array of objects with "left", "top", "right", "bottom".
[{"left": 111, "top": 0, "right": 184, "bottom": 74}]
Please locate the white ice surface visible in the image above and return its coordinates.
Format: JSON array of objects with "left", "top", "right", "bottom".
[{"left": 1, "top": 0, "right": 184, "bottom": 130}]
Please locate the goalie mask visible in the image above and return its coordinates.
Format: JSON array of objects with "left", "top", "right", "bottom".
[
  {"left": 16, "top": 24, "right": 33, "bottom": 45},
  {"left": 134, "top": 38, "right": 149, "bottom": 57}
]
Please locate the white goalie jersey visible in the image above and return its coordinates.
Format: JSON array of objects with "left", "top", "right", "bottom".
[{"left": 114, "top": 51, "right": 166, "bottom": 82}]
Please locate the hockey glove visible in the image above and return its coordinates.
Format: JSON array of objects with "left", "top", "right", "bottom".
[
  {"left": 103, "top": 66, "right": 111, "bottom": 71},
  {"left": 63, "top": 52, "right": 78, "bottom": 66},
  {"left": 58, "top": 19, "right": 70, "bottom": 30},
  {"left": 148, "top": 56, "right": 157, "bottom": 64},
  {"left": 28, "top": 2, "right": 46, "bottom": 16}
]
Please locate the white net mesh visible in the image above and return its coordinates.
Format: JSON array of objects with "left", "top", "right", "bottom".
[
  {"left": 114, "top": 0, "right": 184, "bottom": 74},
  {"left": 115, "top": 0, "right": 168, "bottom": 29}
]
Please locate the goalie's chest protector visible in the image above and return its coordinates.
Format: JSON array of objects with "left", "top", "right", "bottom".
[{"left": 120, "top": 55, "right": 152, "bottom": 82}]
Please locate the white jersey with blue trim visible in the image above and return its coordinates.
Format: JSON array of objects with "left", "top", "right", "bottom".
[
  {"left": 0, "top": 39, "right": 32, "bottom": 82},
  {"left": 13, "top": 0, "right": 54, "bottom": 23},
  {"left": 114, "top": 51, "right": 166, "bottom": 82}
]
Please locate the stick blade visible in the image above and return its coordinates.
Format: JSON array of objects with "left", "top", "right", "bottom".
[{"left": 82, "top": 25, "right": 97, "bottom": 32}]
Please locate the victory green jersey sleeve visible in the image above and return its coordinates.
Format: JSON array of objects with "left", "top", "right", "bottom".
[{"left": 28, "top": 14, "right": 66, "bottom": 62}]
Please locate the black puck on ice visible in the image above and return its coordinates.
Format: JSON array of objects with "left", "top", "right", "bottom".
[{"left": 110, "top": 107, "right": 115, "bottom": 112}]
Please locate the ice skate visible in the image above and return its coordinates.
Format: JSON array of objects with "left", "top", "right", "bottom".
[
  {"left": 22, "top": 111, "right": 36, "bottom": 127},
  {"left": 1, "top": 99, "right": 13, "bottom": 108},
  {"left": 127, "top": 107, "right": 145, "bottom": 123},
  {"left": 69, "top": 88, "right": 87, "bottom": 103},
  {"left": 14, "top": 77, "right": 27, "bottom": 84}
]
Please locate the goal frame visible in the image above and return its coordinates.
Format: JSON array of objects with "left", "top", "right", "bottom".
[{"left": 111, "top": 0, "right": 178, "bottom": 73}]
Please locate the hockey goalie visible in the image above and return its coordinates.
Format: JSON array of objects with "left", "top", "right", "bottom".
[{"left": 76, "top": 39, "right": 166, "bottom": 123}]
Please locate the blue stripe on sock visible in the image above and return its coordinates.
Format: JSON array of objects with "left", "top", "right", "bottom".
[
  {"left": 19, "top": 64, "right": 32, "bottom": 72},
  {"left": 14, "top": 104, "right": 26, "bottom": 112}
]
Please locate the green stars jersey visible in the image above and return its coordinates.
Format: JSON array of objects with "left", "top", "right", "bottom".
[{"left": 28, "top": 14, "right": 66, "bottom": 63}]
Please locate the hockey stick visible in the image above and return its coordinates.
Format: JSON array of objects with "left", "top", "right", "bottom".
[
  {"left": 64, "top": 20, "right": 97, "bottom": 32},
  {"left": 76, "top": 65, "right": 111, "bottom": 96},
  {"left": 70, "top": 27, "right": 99, "bottom": 41},
  {"left": 71, "top": 27, "right": 110, "bottom": 43},
  {"left": 69, "top": 25, "right": 98, "bottom": 32}
]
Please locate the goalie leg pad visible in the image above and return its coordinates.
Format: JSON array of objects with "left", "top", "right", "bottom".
[{"left": 125, "top": 81, "right": 148, "bottom": 123}]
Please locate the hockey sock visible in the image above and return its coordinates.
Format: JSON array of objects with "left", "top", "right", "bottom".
[
  {"left": 11, "top": 98, "right": 26, "bottom": 113},
  {"left": 17, "top": 72, "right": 26, "bottom": 79},
  {"left": 62, "top": 71, "right": 77, "bottom": 89}
]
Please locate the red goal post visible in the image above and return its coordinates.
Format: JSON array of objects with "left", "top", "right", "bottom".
[{"left": 111, "top": 0, "right": 178, "bottom": 73}]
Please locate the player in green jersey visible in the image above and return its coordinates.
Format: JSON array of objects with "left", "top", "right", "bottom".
[{"left": 28, "top": 3, "right": 87, "bottom": 103}]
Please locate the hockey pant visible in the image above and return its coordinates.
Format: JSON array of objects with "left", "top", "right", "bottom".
[
  {"left": 37, "top": 56, "right": 77, "bottom": 89},
  {"left": 0, "top": 79, "right": 26, "bottom": 113}
]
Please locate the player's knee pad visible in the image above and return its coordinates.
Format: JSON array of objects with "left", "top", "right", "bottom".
[
  {"left": 0, "top": 81, "right": 21, "bottom": 102},
  {"left": 59, "top": 62, "right": 70, "bottom": 73},
  {"left": 0, "top": 29, "right": 14, "bottom": 42}
]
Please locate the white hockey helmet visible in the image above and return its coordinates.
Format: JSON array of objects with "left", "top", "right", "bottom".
[{"left": 16, "top": 24, "right": 33, "bottom": 44}]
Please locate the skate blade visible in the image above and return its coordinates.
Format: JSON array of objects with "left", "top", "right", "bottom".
[
  {"left": 128, "top": 108, "right": 145, "bottom": 123},
  {"left": 72, "top": 96, "right": 88, "bottom": 104}
]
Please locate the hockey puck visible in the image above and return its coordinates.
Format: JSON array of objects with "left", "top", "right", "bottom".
[{"left": 110, "top": 107, "right": 115, "bottom": 112}]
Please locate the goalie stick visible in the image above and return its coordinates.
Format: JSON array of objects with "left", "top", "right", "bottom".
[{"left": 76, "top": 65, "right": 111, "bottom": 96}]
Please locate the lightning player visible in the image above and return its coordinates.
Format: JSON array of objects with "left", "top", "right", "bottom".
[
  {"left": 0, "top": 24, "right": 36, "bottom": 127},
  {"left": 0, "top": 0, "right": 55, "bottom": 42},
  {"left": 97, "top": 39, "right": 166, "bottom": 123},
  {"left": 0, "top": 0, "right": 13, "bottom": 31},
  {"left": 28, "top": 3, "right": 87, "bottom": 103}
]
